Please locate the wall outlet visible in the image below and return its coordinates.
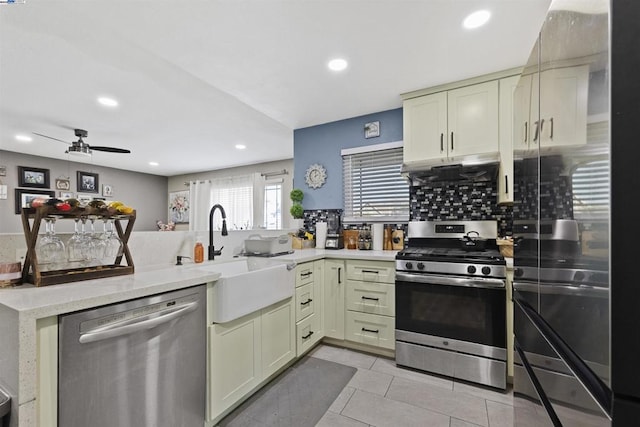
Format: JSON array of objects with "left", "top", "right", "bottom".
[{"left": 16, "top": 248, "right": 26, "bottom": 265}]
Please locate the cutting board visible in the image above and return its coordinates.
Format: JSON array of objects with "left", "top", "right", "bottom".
[{"left": 391, "top": 230, "right": 404, "bottom": 250}]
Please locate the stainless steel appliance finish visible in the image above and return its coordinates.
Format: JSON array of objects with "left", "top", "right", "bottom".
[
  {"left": 58, "top": 285, "right": 206, "bottom": 427},
  {"left": 325, "top": 211, "right": 344, "bottom": 249},
  {"left": 0, "top": 387, "right": 10, "bottom": 421},
  {"left": 395, "top": 220, "right": 507, "bottom": 389},
  {"left": 510, "top": 1, "right": 626, "bottom": 424}
]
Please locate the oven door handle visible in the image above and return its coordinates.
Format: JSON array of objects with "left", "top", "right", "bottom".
[
  {"left": 395, "top": 272, "right": 505, "bottom": 289},
  {"left": 513, "top": 281, "right": 608, "bottom": 297}
]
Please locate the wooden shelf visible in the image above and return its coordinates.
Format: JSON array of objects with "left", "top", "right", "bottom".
[{"left": 20, "top": 206, "right": 136, "bottom": 287}]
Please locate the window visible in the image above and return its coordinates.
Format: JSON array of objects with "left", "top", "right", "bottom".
[
  {"left": 210, "top": 175, "right": 253, "bottom": 230},
  {"left": 264, "top": 182, "right": 282, "bottom": 229},
  {"left": 342, "top": 141, "right": 409, "bottom": 223}
]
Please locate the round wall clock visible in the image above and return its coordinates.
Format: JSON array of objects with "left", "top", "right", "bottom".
[{"left": 305, "top": 163, "right": 327, "bottom": 189}]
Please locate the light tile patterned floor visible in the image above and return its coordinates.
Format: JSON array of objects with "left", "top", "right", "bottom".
[{"left": 310, "top": 344, "right": 514, "bottom": 427}]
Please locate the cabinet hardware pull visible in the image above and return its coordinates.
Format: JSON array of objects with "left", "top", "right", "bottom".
[
  {"left": 549, "top": 117, "right": 554, "bottom": 139},
  {"left": 440, "top": 133, "right": 444, "bottom": 152},
  {"left": 361, "top": 327, "right": 379, "bottom": 334},
  {"left": 338, "top": 267, "right": 341, "bottom": 283},
  {"left": 533, "top": 120, "right": 540, "bottom": 143},
  {"left": 362, "top": 296, "right": 380, "bottom": 301},
  {"left": 300, "top": 299, "right": 313, "bottom": 306},
  {"left": 540, "top": 118, "right": 545, "bottom": 136},
  {"left": 450, "top": 132, "right": 454, "bottom": 151},
  {"left": 505, "top": 175, "right": 509, "bottom": 194},
  {"left": 361, "top": 269, "right": 379, "bottom": 274},
  {"left": 301, "top": 271, "right": 312, "bottom": 277},
  {"left": 524, "top": 122, "right": 528, "bottom": 143},
  {"left": 302, "top": 331, "right": 314, "bottom": 340}
]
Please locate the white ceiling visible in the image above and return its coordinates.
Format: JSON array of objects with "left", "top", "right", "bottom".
[{"left": 0, "top": 0, "right": 551, "bottom": 177}]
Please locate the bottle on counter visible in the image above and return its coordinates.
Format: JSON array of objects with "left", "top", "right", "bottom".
[{"left": 194, "top": 241, "right": 204, "bottom": 263}]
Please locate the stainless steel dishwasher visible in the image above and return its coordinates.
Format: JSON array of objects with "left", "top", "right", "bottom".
[{"left": 58, "top": 285, "right": 206, "bottom": 427}]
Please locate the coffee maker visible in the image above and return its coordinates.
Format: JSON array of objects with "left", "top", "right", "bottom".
[{"left": 324, "top": 211, "right": 344, "bottom": 249}]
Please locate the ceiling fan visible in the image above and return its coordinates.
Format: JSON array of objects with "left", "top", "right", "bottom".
[{"left": 33, "top": 128, "right": 131, "bottom": 156}]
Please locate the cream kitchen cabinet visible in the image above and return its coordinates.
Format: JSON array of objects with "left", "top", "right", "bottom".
[
  {"left": 403, "top": 80, "right": 499, "bottom": 167},
  {"left": 344, "top": 260, "right": 395, "bottom": 350},
  {"left": 514, "top": 66, "right": 589, "bottom": 152},
  {"left": 498, "top": 75, "right": 520, "bottom": 203},
  {"left": 294, "top": 260, "right": 324, "bottom": 356},
  {"left": 323, "top": 259, "right": 345, "bottom": 340},
  {"left": 207, "top": 296, "right": 295, "bottom": 423}
]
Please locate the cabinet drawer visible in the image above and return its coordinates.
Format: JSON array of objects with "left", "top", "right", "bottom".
[
  {"left": 346, "top": 260, "right": 395, "bottom": 284},
  {"left": 346, "top": 280, "right": 395, "bottom": 316},
  {"left": 296, "top": 313, "right": 321, "bottom": 356},
  {"left": 345, "top": 311, "right": 395, "bottom": 350},
  {"left": 295, "top": 263, "right": 315, "bottom": 287},
  {"left": 295, "top": 282, "right": 315, "bottom": 322}
]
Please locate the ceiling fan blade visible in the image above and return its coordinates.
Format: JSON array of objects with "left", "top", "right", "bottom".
[
  {"left": 33, "top": 132, "right": 71, "bottom": 144},
  {"left": 90, "top": 146, "right": 131, "bottom": 154}
]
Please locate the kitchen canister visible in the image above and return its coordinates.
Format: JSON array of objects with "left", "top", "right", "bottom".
[
  {"left": 372, "top": 223, "right": 384, "bottom": 251},
  {"left": 315, "top": 222, "right": 328, "bottom": 248}
]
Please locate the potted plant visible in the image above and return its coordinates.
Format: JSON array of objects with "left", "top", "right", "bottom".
[{"left": 289, "top": 189, "right": 305, "bottom": 229}]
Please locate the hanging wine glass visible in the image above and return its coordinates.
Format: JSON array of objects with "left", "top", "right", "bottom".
[
  {"left": 37, "top": 217, "right": 66, "bottom": 270},
  {"left": 67, "top": 217, "right": 88, "bottom": 266},
  {"left": 101, "top": 218, "right": 124, "bottom": 265},
  {"left": 87, "top": 215, "right": 106, "bottom": 265}
]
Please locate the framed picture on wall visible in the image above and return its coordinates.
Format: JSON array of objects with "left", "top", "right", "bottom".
[
  {"left": 55, "top": 178, "right": 71, "bottom": 191},
  {"left": 77, "top": 171, "right": 99, "bottom": 193},
  {"left": 14, "top": 188, "right": 55, "bottom": 214},
  {"left": 18, "top": 166, "right": 50, "bottom": 188},
  {"left": 168, "top": 190, "right": 190, "bottom": 224},
  {"left": 102, "top": 184, "right": 113, "bottom": 197}
]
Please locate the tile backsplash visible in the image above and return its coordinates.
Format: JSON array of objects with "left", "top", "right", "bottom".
[{"left": 409, "top": 180, "right": 513, "bottom": 236}]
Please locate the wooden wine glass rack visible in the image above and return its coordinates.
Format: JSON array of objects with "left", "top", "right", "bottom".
[{"left": 20, "top": 207, "right": 136, "bottom": 287}]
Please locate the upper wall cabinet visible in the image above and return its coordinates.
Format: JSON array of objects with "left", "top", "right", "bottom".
[
  {"left": 514, "top": 65, "right": 589, "bottom": 153},
  {"left": 403, "top": 80, "right": 499, "bottom": 168}
]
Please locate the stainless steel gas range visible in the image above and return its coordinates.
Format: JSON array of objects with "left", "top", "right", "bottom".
[{"left": 395, "top": 220, "right": 507, "bottom": 389}]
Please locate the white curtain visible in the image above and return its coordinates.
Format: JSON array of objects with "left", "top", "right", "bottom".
[{"left": 189, "top": 180, "right": 212, "bottom": 232}]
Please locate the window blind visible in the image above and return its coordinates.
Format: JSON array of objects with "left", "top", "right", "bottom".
[
  {"left": 343, "top": 146, "right": 409, "bottom": 223},
  {"left": 572, "top": 159, "right": 609, "bottom": 220}
]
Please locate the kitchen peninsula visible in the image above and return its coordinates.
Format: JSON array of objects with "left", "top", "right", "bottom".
[{"left": 0, "top": 247, "right": 397, "bottom": 427}]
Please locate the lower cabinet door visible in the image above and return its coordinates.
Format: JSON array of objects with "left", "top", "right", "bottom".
[
  {"left": 345, "top": 311, "right": 395, "bottom": 350},
  {"left": 296, "top": 313, "right": 321, "bottom": 356},
  {"left": 262, "top": 298, "right": 295, "bottom": 378},
  {"left": 207, "top": 313, "right": 262, "bottom": 421}
]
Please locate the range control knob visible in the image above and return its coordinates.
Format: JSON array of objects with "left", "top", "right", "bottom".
[
  {"left": 481, "top": 266, "right": 491, "bottom": 276},
  {"left": 405, "top": 262, "right": 413, "bottom": 270},
  {"left": 514, "top": 268, "right": 524, "bottom": 278},
  {"left": 417, "top": 262, "right": 425, "bottom": 270},
  {"left": 467, "top": 265, "right": 477, "bottom": 274}
]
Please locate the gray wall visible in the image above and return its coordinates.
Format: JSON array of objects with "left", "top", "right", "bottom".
[
  {"left": 0, "top": 150, "right": 167, "bottom": 233},
  {"left": 293, "top": 108, "right": 403, "bottom": 210}
]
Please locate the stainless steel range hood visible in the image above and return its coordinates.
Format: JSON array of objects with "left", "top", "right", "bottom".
[{"left": 402, "top": 152, "right": 500, "bottom": 183}]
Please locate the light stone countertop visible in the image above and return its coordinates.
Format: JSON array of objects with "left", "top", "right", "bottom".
[
  {"left": 0, "top": 264, "right": 222, "bottom": 318},
  {"left": 271, "top": 248, "right": 398, "bottom": 263}
]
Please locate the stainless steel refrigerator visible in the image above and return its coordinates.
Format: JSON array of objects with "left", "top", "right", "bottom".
[{"left": 512, "top": 1, "right": 640, "bottom": 425}]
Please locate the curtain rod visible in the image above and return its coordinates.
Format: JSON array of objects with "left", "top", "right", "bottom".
[
  {"left": 261, "top": 169, "right": 288, "bottom": 178},
  {"left": 183, "top": 179, "right": 211, "bottom": 186}
]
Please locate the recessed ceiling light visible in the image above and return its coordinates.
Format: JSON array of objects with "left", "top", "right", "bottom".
[
  {"left": 149, "top": 161, "right": 159, "bottom": 166},
  {"left": 97, "top": 96, "right": 119, "bottom": 107},
  {"left": 328, "top": 58, "right": 348, "bottom": 72},
  {"left": 463, "top": 10, "right": 491, "bottom": 29},
  {"left": 235, "top": 144, "right": 246, "bottom": 150},
  {"left": 15, "top": 134, "right": 33, "bottom": 142}
]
